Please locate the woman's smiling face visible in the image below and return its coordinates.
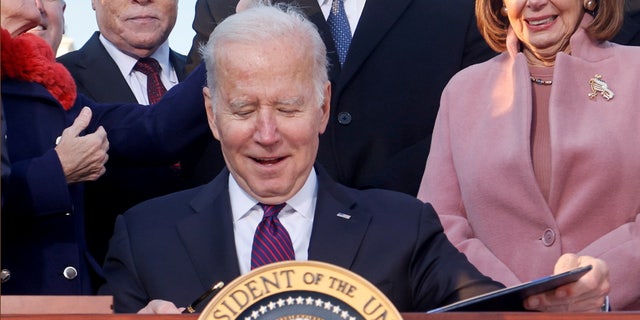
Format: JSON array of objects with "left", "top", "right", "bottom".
[{"left": 504, "top": 0, "right": 585, "bottom": 59}]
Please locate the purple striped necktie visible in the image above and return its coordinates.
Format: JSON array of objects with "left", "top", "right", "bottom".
[{"left": 251, "top": 203, "right": 294, "bottom": 269}]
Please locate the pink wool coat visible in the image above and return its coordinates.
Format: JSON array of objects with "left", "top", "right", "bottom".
[{"left": 418, "top": 17, "right": 640, "bottom": 310}]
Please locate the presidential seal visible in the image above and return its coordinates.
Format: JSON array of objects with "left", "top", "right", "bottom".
[{"left": 197, "top": 261, "right": 402, "bottom": 320}]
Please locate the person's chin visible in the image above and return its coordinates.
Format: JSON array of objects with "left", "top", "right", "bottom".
[{"left": 27, "top": 29, "right": 45, "bottom": 38}]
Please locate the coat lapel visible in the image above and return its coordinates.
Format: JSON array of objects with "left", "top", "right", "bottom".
[
  {"left": 335, "top": 0, "right": 413, "bottom": 92},
  {"left": 176, "top": 169, "right": 241, "bottom": 290},
  {"left": 308, "top": 166, "right": 371, "bottom": 269},
  {"left": 169, "top": 50, "right": 188, "bottom": 81},
  {"left": 70, "top": 32, "right": 138, "bottom": 103}
]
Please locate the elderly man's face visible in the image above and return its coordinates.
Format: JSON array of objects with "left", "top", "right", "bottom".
[
  {"left": 203, "top": 38, "right": 330, "bottom": 205},
  {"left": 91, "top": 0, "right": 177, "bottom": 58}
]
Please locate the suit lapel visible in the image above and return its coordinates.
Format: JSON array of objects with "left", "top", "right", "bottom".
[
  {"left": 335, "top": 0, "right": 413, "bottom": 93},
  {"left": 176, "top": 169, "right": 241, "bottom": 289},
  {"left": 72, "top": 32, "right": 138, "bottom": 103},
  {"left": 169, "top": 50, "right": 188, "bottom": 81},
  {"left": 308, "top": 166, "right": 371, "bottom": 269}
]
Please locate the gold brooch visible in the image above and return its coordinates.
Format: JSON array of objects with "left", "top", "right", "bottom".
[{"left": 588, "top": 74, "right": 614, "bottom": 101}]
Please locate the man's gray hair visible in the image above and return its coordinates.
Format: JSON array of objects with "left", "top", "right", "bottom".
[{"left": 200, "top": 1, "right": 329, "bottom": 110}]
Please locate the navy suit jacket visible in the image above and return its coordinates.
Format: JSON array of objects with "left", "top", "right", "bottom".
[
  {"left": 58, "top": 33, "right": 225, "bottom": 268},
  {"left": 186, "top": 0, "right": 498, "bottom": 196},
  {"left": 101, "top": 166, "right": 503, "bottom": 313},
  {"left": 1, "top": 63, "right": 209, "bottom": 295}
]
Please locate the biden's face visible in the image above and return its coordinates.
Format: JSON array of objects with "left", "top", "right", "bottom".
[{"left": 204, "top": 38, "right": 330, "bottom": 205}]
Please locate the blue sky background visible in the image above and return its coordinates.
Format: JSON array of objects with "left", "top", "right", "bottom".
[{"left": 64, "top": 0, "right": 197, "bottom": 55}]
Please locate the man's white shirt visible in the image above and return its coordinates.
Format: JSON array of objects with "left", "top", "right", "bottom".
[
  {"left": 99, "top": 35, "right": 179, "bottom": 105},
  {"left": 229, "top": 168, "right": 318, "bottom": 274}
]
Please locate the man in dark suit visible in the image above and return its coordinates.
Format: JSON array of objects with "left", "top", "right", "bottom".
[
  {"left": 185, "top": 0, "right": 498, "bottom": 196},
  {"left": 58, "top": 0, "right": 225, "bottom": 271},
  {"left": 102, "top": 3, "right": 609, "bottom": 313}
]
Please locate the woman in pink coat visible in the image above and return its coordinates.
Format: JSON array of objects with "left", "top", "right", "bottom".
[{"left": 418, "top": 0, "right": 638, "bottom": 311}]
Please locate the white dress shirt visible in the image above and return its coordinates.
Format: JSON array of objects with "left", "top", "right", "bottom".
[
  {"left": 99, "top": 35, "right": 179, "bottom": 105},
  {"left": 229, "top": 168, "right": 318, "bottom": 275}
]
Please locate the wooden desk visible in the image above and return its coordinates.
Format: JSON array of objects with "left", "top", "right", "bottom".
[
  {"left": 2, "top": 313, "right": 640, "bottom": 320},
  {"left": 1, "top": 296, "right": 113, "bottom": 314},
  {"left": 2, "top": 296, "right": 638, "bottom": 319}
]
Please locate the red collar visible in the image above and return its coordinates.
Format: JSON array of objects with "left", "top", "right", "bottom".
[{"left": 1, "top": 28, "right": 76, "bottom": 110}]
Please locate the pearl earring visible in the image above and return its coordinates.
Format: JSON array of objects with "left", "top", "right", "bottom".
[
  {"left": 584, "top": 0, "right": 597, "bottom": 11},
  {"left": 500, "top": 6, "right": 508, "bottom": 17}
]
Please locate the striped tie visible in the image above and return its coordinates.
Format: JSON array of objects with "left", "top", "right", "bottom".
[{"left": 251, "top": 203, "right": 294, "bottom": 269}]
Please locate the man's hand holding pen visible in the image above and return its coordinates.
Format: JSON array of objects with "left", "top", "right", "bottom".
[
  {"left": 137, "top": 281, "right": 225, "bottom": 314},
  {"left": 137, "top": 299, "right": 185, "bottom": 314}
]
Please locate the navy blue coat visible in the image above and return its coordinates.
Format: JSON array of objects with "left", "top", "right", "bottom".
[{"left": 1, "top": 63, "right": 209, "bottom": 295}]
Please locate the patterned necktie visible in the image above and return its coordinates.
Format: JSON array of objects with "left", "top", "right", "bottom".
[
  {"left": 133, "top": 57, "right": 167, "bottom": 104},
  {"left": 327, "top": 0, "right": 352, "bottom": 65},
  {"left": 251, "top": 203, "right": 294, "bottom": 269}
]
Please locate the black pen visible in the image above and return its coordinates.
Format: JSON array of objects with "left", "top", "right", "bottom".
[{"left": 183, "top": 281, "right": 225, "bottom": 313}]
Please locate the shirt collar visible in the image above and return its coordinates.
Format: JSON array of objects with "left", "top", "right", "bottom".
[
  {"left": 229, "top": 167, "right": 318, "bottom": 222},
  {"left": 98, "top": 33, "right": 172, "bottom": 79}
]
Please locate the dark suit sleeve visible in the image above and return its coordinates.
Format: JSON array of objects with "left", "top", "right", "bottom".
[
  {"left": 410, "top": 203, "right": 504, "bottom": 310},
  {"left": 5, "top": 149, "right": 71, "bottom": 217},
  {"left": 83, "top": 63, "right": 209, "bottom": 165},
  {"left": 99, "top": 215, "right": 149, "bottom": 313}
]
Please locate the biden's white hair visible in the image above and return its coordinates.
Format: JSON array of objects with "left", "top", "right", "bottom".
[{"left": 200, "top": 1, "right": 329, "bottom": 111}]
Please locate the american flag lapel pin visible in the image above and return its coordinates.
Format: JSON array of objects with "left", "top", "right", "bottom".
[{"left": 336, "top": 212, "right": 351, "bottom": 219}]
